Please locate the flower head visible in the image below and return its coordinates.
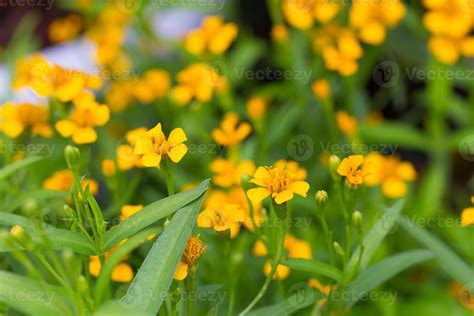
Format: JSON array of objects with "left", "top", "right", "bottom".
[
  {"left": 461, "top": 197, "right": 474, "bottom": 227},
  {"left": 336, "top": 111, "right": 358, "bottom": 137},
  {"left": 0, "top": 103, "right": 52, "bottom": 138},
  {"left": 210, "top": 158, "right": 255, "bottom": 188},
  {"left": 43, "top": 170, "right": 98, "bottom": 195},
  {"left": 117, "top": 127, "right": 148, "bottom": 170},
  {"left": 185, "top": 16, "right": 238, "bottom": 55},
  {"left": 48, "top": 14, "right": 83, "bottom": 43},
  {"left": 336, "top": 155, "right": 371, "bottom": 187},
  {"left": 174, "top": 234, "right": 206, "bottom": 280},
  {"left": 132, "top": 69, "right": 171, "bottom": 104},
  {"left": 212, "top": 112, "right": 252, "bottom": 147},
  {"left": 247, "top": 165, "right": 310, "bottom": 204},
  {"left": 246, "top": 97, "right": 268, "bottom": 121},
  {"left": 282, "top": 0, "right": 340, "bottom": 30},
  {"left": 56, "top": 92, "right": 110, "bottom": 144},
  {"left": 133, "top": 123, "right": 188, "bottom": 168},
  {"left": 312, "top": 80, "right": 331, "bottom": 100}
]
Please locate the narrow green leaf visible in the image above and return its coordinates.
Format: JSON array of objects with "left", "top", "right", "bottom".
[
  {"left": 0, "top": 156, "right": 44, "bottom": 181},
  {"left": 103, "top": 179, "right": 209, "bottom": 251},
  {"left": 247, "top": 287, "right": 321, "bottom": 316},
  {"left": 0, "top": 271, "right": 74, "bottom": 316},
  {"left": 400, "top": 216, "right": 474, "bottom": 286},
  {"left": 359, "top": 123, "right": 427, "bottom": 151},
  {"left": 344, "top": 250, "right": 433, "bottom": 307},
  {"left": 94, "top": 300, "right": 154, "bottom": 316},
  {"left": 280, "top": 258, "right": 342, "bottom": 281},
  {"left": 120, "top": 192, "right": 207, "bottom": 313},
  {"left": 3, "top": 190, "right": 68, "bottom": 213},
  {"left": 348, "top": 200, "right": 404, "bottom": 270},
  {"left": 0, "top": 212, "right": 95, "bottom": 255}
]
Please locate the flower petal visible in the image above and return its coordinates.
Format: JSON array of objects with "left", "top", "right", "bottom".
[
  {"left": 173, "top": 261, "right": 189, "bottom": 281},
  {"left": 141, "top": 153, "right": 161, "bottom": 167},
  {"left": 72, "top": 127, "right": 97, "bottom": 144},
  {"left": 274, "top": 190, "right": 294, "bottom": 204},
  {"left": 288, "top": 181, "right": 310, "bottom": 197},
  {"left": 247, "top": 188, "right": 271, "bottom": 204},
  {"left": 55, "top": 120, "right": 77, "bottom": 137},
  {"left": 168, "top": 128, "right": 187, "bottom": 145},
  {"left": 168, "top": 143, "right": 188, "bottom": 163}
]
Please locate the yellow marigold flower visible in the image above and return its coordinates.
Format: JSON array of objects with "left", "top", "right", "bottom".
[
  {"left": 185, "top": 16, "right": 238, "bottom": 55},
  {"left": 89, "top": 242, "right": 134, "bottom": 283},
  {"left": 56, "top": 92, "right": 110, "bottom": 144},
  {"left": 43, "top": 170, "right": 98, "bottom": 195},
  {"left": 48, "top": 14, "right": 83, "bottom": 43},
  {"left": 212, "top": 112, "right": 252, "bottom": 147},
  {"left": 132, "top": 69, "right": 171, "bottom": 104},
  {"left": 308, "top": 279, "right": 332, "bottom": 296},
  {"left": 314, "top": 24, "right": 363, "bottom": 76},
  {"left": 133, "top": 123, "right": 188, "bottom": 168},
  {"left": 271, "top": 25, "right": 289, "bottom": 42},
  {"left": 282, "top": 0, "right": 340, "bottom": 30},
  {"left": 264, "top": 262, "right": 290, "bottom": 280},
  {"left": 364, "top": 152, "right": 416, "bottom": 198},
  {"left": 105, "top": 80, "right": 135, "bottom": 113},
  {"left": 120, "top": 205, "right": 144, "bottom": 221},
  {"left": 336, "top": 155, "right": 371, "bottom": 187},
  {"left": 0, "top": 103, "right": 52, "bottom": 138},
  {"left": 273, "top": 160, "right": 308, "bottom": 180},
  {"left": 197, "top": 198, "right": 245, "bottom": 238},
  {"left": 246, "top": 97, "right": 268, "bottom": 121},
  {"left": 210, "top": 158, "right": 256, "bottom": 188},
  {"left": 336, "top": 111, "right": 357, "bottom": 137},
  {"left": 173, "top": 234, "right": 206, "bottom": 280},
  {"left": 312, "top": 80, "right": 331, "bottom": 100},
  {"left": 171, "top": 63, "right": 225, "bottom": 106},
  {"left": 117, "top": 127, "right": 147, "bottom": 171},
  {"left": 349, "top": 0, "right": 406, "bottom": 45},
  {"left": 227, "top": 187, "right": 263, "bottom": 231},
  {"left": 461, "top": 197, "right": 474, "bottom": 227},
  {"left": 247, "top": 165, "right": 310, "bottom": 204},
  {"left": 102, "top": 159, "right": 116, "bottom": 177}
]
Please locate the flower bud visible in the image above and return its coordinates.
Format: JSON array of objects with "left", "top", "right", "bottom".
[
  {"left": 10, "top": 225, "right": 35, "bottom": 251},
  {"left": 352, "top": 211, "right": 363, "bottom": 230},
  {"left": 77, "top": 275, "right": 89, "bottom": 294},
  {"left": 240, "top": 173, "right": 252, "bottom": 191},
  {"left": 163, "top": 219, "right": 171, "bottom": 229},
  {"left": 64, "top": 145, "right": 81, "bottom": 172},
  {"left": 333, "top": 241, "right": 345, "bottom": 257},
  {"left": 315, "top": 190, "right": 328, "bottom": 207},
  {"left": 329, "top": 155, "right": 341, "bottom": 181}
]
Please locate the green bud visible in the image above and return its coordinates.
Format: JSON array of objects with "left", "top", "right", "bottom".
[
  {"left": 10, "top": 225, "right": 35, "bottom": 251},
  {"left": 352, "top": 211, "right": 363, "bottom": 230},
  {"left": 240, "top": 173, "right": 252, "bottom": 191},
  {"left": 77, "top": 275, "right": 89, "bottom": 294},
  {"left": 333, "top": 241, "right": 345, "bottom": 257},
  {"left": 21, "top": 198, "right": 39, "bottom": 216},
  {"left": 64, "top": 145, "right": 81, "bottom": 172},
  {"left": 163, "top": 219, "right": 171, "bottom": 229},
  {"left": 315, "top": 190, "right": 328, "bottom": 207},
  {"left": 329, "top": 155, "right": 341, "bottom": 181},
  {"left": 63, "top": 205, "right": 76, "bottom": 218}
]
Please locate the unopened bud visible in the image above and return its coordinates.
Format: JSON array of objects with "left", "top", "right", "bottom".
[
  {"left": 10, "top": 225, "right": 35, "bottom": 251},
  {"left": 329, "top": 155, "right": 341, "bottom": 181},
  {"left": 352, "top": 211, "right": 363, "bottom": 230},
  {"left": 163, "top": 219, "right": 171, "bottom": 229},
  {"left": 64, "top": 145, "right": 81, "bottom": 172},
  {"left": 333, "top": 241, "right": 345, "bottom": 257},
  {"left": 315, "top": 190, "right": 328, "bottom": 207}
]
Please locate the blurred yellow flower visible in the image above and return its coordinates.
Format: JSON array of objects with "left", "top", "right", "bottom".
[
  {"left": 173, "top": 234, "right": 206, "bottom": 280},
  {"left": 0, "top": 103, "right": 52, "bottom": 138},
  {"left": 101, "top": 159, "right": 116, "bottom": 177},
  {"left": 212, "top": 112, "right": 252, "bottom": 147},
  {"left": 271, "top": 25, "right": 289, "bottom": 42},
  {"left": 282, "top": 0, "right": 340, "bottom": 30},
  {"left": 48, "top": 14, "right": 83, "bottom": 43},
  {"left": 337, "top": 155, "right": 371, "bottom": 187},
  {"left": 274, "top": 160, "right": 308, "bottom": 181},
  {"left": 247, "top": 165, "right": 310, "bottom": 204},
  {"left": 312, "top": 80, "right": 331, "bottom": 100},
  {"left": 89, "top": 240, "right": 134, "bottom": 283},
  {"left": 120, "top": 205, "right": 144, "bottom": 221},
  {"left": 132, "top": 69, "right": 171, "bottom": 104},
  {"left": 309, "top": 279, "right": 332, "bottom": 296},
  {"left": 56, "top": 92, "right": 110, "bottom": 144},
  {"left": 43, "top": 170, "right": 98, "bottom": 195},
  {"left": 210, "top": 158, "right": 256, "bottom": 188},
  {"left": 336, "top": 111, "right": 358, "bottom": 137},
  {"left": 246, "top": 97, "right": 268, "bottom": 121},
  {"left": 105, "top": 80, "right": 135, "bottom": 113},
  {"left": 364, "top": 152, "right": 417, "bottom": 198},
  {"left": 117, "top": 127, "right": 147, "bottom": 170},
  {"left": 461, "top": 197, "right": 474, "bottom": 227},
  {"left": 134, "top": 123, "right": 188, "bottom": 168},
  {"left": 185, "top": 16, "right": 238, "bottom": 55}
]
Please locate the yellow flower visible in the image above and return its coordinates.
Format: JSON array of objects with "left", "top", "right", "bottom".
[
  {"left": 364, "top": 152, "right": 417, "bottom": 198},
  {"left": 105, "top": 80, "right": 135, "bottom": 113},
  {"left": 43, "top": 170, "right": 98, "bottom": 195},
  {"left": 0, "top": 103, "right": 52, "bottom": 138},
  {"left": 171, "top": 63, "right": 225, "bottom": 106},
  {"left": 314, "top": 24, "right": 363, "bottom": 76},
  {"left": 120, "top": 205, "right": 144, "bottom": 221},
  {"left": 116, "top": 127, "right": 148, "bottom": 171},
  {"left": 102, "top": 159, "right": 116, "bottom": 177},
  {"left": 185, "top": 16, "right": 238, "bottom": 55},
  {"left": 247, "top": 165, "right": 310, "bottom": 204},
  {"left": 336, "top": 111, "right": 358, "bottom": 137},
  {"left": 56, "top": 92, "right": 110, "bottom": 144},
  {"left": 197, "top": 194, "right": 245, "bottom": 238},
  {"left": 212, "top": 112, "right": 252, "bottom": 147},
  {"left": 226, "top": 187, "right": 263, "bottom": 231},
  {"left": 336, "top": 155, "right": 371, "bottom": 187},
  {"left": 89, "top": 240, "right": 134, "bottom": 283},
  {"left": 312, "top": 80, "right": 331, "bottom": 100},
  {"left": 273, "top": 160, "right": 308, "bottom": 181},
  {"left": 173, "top": 234, "right": 206, "bottom": 280},
  {"left": 246, "top": 97, "right": 268, "bottom": 121},
  {"left": 132, "top": 69, "right": 171, "bottom": 104},
  {"left": 48, "top": 14, "right": 83, "bottom": 43},
  {"left": 271, "top": 25, "right": 289, "bottom": 42},
  {"left": 349, "top": 0, "right": 406, "bottom": 45},
  {"left": 308, "top": 279, "right": 332, "bottom": 296},
  {"left": 282, "top": 0, "right": 340, "bottom": 30},
  {"left": 133, "top": 123, "right": 188, "bottom": 168},
  {"left": 210, "top": 158, "right": 255, "bottom": 188},
  {"left": 461, "top": 197, "right": 474, "bottom": 227}
]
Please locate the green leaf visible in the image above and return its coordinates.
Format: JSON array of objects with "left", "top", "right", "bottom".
[
  {"left": 344, "top": 250, "right": 433, "bottom": 307},
  {"left": 94, "top": 300, "right": 154, "bottom": 316},
  {"left": 0, "top": 156, "right": 44, "bottom": 181},
  {"left": 280, "top": 258, "right": 342, "bottom": 281},
  {"left": 399, "top": 216, "right": 474, "bottom": 286},
  {"left": 247, "top": 287, "right": 321, "bottom": 316},
  {"left": 359, "top": 123, "right": 427, "bottom": 151},
  {"left": 120, "top": 191, "right": 207, "bottom": 313},
  {"left": 103, "top": 179, "right": 209, "bottom": 251},
  {"left": 0, "top": 212, "right": 95, "bottom": 255},
  {"left": 2, "top": 190, "right": 68, "bottom": 213},
  {"left": 0, "top": 271, "right": 74, "bottom": 316},
  {"left": 348, "top": 200, "right": 404, "bottom": 270}
]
